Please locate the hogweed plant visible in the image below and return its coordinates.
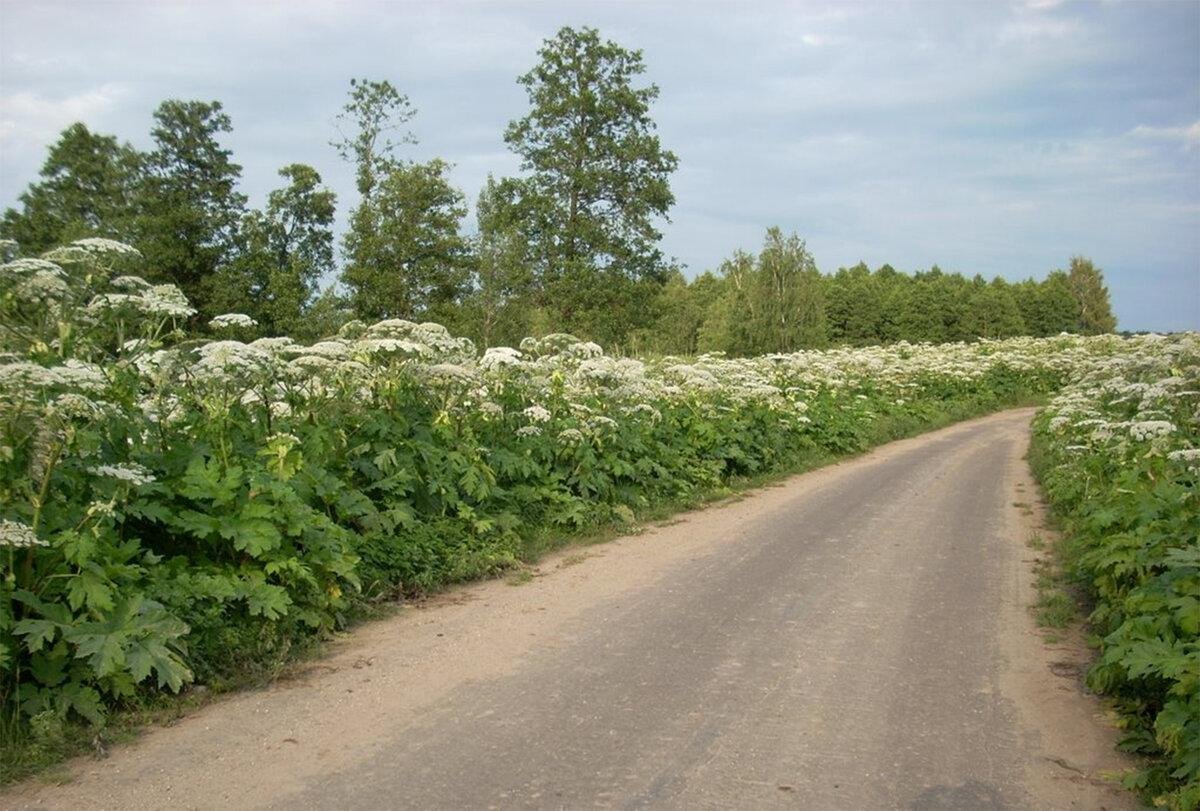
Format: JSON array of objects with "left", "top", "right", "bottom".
[
  {"left": 1, "top": 238, "right": 195, "bottom": 728},
  {"left": 1034, "top": 334, "right": 1200, "bottom": 809}
]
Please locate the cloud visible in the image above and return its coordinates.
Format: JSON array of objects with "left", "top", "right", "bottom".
[
  {"left": 997, "top": 13, "right": 1082, "bottom": 45},
  {"left": 1129, "top": 120, "right": 1200, "bottom": 148},
  {"left": 0, "top": 83, "right": 130, "bottom": 146}
]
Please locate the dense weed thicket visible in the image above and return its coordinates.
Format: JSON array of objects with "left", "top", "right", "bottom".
[
  {"left": 1032, "top": 335, "right": 1200, "bottom": 810},
  {"left": 0, "top": 239, "right": 1190, "bottom": 794}
]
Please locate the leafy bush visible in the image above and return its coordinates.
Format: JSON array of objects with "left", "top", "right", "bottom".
[{"left": 1032, "top": 335, "right": 1200, "bottom": 810}]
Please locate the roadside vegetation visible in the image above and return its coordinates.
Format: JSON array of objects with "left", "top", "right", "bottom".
[
  {"left": 1031, "top": 337, "right": 1199, "bottom": 810},
  {"left": 0, "top": 233, "right": 1147, "bottom": 781}
]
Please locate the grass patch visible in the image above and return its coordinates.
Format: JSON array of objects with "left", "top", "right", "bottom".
[
  {"left": 1029, "top": 527, "right": 1081, "bottom": 632},
  {"left": 506, "top": 568, "right": 536, "bottom": 586}
]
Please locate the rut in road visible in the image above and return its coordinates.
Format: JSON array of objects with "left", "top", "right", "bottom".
[{"left": 4, "top": 409, "right": 1133, "bottom": 810}]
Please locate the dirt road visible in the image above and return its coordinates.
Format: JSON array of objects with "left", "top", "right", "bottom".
[{"left": 4, "top": 409, "right": 1134, "bottom": 810}]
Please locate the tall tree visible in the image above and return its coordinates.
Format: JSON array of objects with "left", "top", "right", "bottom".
[
  {"left": 341, "top": 159, "right": 470, "bottom": 322},
  {"left": 134, "top": 100, "right": 247, "bottom": 317},
  {"left": 893, "top": 273, "right": 948, "bottom": 343},
  {"left": 332, "top": 79, "right": 468, "bottom": 322},
  {"left": 503, "top": 25, "right": 679, "bottom": 343},
  {"left": 208, "top": 164, "right": 337, "bottom": 335},
  {"left": 959, "top": 278, "right": 1026, "bottom": 339},
  {"left": 1014, "top": 271, "right": 1080, "bottom": 337},
  {"left": 637, "top": 269, "right": 724, "bottom": 355},
  {"left": 331, "top": 78, "right": 416, "bottom": 199},
  {"left": 701, "top": 228, "right": 826, "bottom": 355},
  {"left": 461, "top": 176, "right": 538, "bottom": 347},
  {"left": 826, "top": 263, "right": 884, "bottom": 345},
  {"left": 1066, "top": 256, "right": 1117, "bottom": 334},
  {"left": 0, "top": 123, "right": 142, "bottom": 253}
]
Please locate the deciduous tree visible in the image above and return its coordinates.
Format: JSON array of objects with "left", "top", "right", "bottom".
[
  {"left": 341, "top": 159, "right": 470, "bottom": 321},
  {"left": 331, "top": 78, "right": 416, "bottom": 199},
  {"left": 503, "top": 26, "right": 678, "bottom": 343},
  {"left": 134, "top": 100, "right": 247, "bottom": 317},
  {"left": 207, "top": 164, "right": 336, "bottom": 335},
  {"left": 1066, "top": 256, "right": 1117, "bottom": 334},
  {"left": 1, "top": 123, "right": 141, "bottom": 253},
  {"left": 701, "top": 228, "right": 827, "bottom": 355}
]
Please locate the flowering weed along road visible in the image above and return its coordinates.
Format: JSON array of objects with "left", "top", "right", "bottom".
[
  {"left": 0, "top": 239, "right": 1197, "bottom": 804},
  {"left": 1032, "top": 339, "right": 1200, "bottom": 809}
]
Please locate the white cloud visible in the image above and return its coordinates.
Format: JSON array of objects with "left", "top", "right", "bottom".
[
  {"left": 1129, "top": 120, "right": 1200, "bottom": 149},
  {"left": 0, "top": 83, "right": 130, "bottom": 146},
  {"left": 997, "top": 13, "right": 1082, "bottom": 45}
]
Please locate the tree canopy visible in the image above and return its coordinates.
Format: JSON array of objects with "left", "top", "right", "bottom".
[{"left": 499, "top": 25, "right": 679, "bottom": 345}]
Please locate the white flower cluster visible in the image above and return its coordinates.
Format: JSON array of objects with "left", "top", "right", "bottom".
[
  {"left": 523, "top": 405, "right": 552, "bottom": 423},
  {"left": 210, "top": 313, "right": 258, "bottom": 330},
  {"left": 1168, "top": 448, "right": 1200, "bottom": 463},
  {"left": 1, "top": 257, "right": 62, "bottom": 278},
  {"left": 481, "top": 346, "right": 523, "bottom": 370},
  {"left": 90, "top": 463, "right": 156, "bottom": 487},
  {"left": 87, "top": 283, "right": 195, "bottom": 319},
  {"left": 1127, "top": 420, "right": 1175, "bottom": 442},
  {"left": 71, "top": 238, "right": 142, "bottom": 257},
  {"left": 0, "top": 359, "right": 107, "bottom": 394},
  {"left": 0, "top": 519, "right": 47, "bottom": 548},
  {"left": 1039, "top": 332, "right": 1199, "bottom": 473}
]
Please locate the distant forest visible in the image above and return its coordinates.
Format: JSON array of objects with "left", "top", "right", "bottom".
[{"left": 0, "top": 26, "right": 1117, "bottom": 356}]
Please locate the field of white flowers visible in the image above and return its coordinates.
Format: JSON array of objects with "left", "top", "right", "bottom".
[
  {"left": 1033, "top": 333, "right": 1199, "bottom": 809},
  {"left": 0, "top": 239, "right": 1196, "bottom": 801}
]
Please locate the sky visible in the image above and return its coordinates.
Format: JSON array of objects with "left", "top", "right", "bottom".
[{"left": 1, "top": 0, "right": 1198, "bottom": 331}]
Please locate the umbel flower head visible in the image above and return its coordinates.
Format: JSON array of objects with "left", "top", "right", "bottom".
[
  {"left": 210, "top": 313, "right": 258, "bottom": 330},
  {"left": 0, "top": 519, "right": 47, "bottom": 548}
]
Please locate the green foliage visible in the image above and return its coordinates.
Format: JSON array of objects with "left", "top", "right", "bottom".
[
  {"left": 133, "top": 100, "right": 248, "bottom": 320},
  {"left": 341, "top": 159, "right": 470, "bottom": 322},
  {"left": 1, "top": 235, "right": 1101, "bottom": 756},
  {"left": 329, "top": 78, "right": 470, "bottom": 325},
  {"left": 1015, "top": 271, "right": 1080, "bottom": 337},
  {"left": 700, "top": 228, "right": 827, "bottom": 354},
  {"left": 960, "top": 278, "right": 1026, "bottom": 339},
  {"left": 635, "top": 270, "right": 722, "bottom": 355},
  {"left": 0, "top": 124, "right": 141, "bottom": 254},
  {"left": 1, "top": 59, "right": 1117, "bottom": 356},
  {"left": 1066, "top": 255, "right": 1118, "bottom": 335},
  {"left": 825, "top": 262, "right": 883, "bottom": 345},
  {"left": 459, "top": 176, "right": 539, "bottom": 348},
  {"left": 1031, "top": 339, "right": 1199, "bottom": 809},
  {"left": 500, "top": 25, "right": 679, "bottom": 346},
  {"left": 331, "top": 78, "right": 417, "bottom": 199},
  {"left": 639, "top": 251, "right": 1115, "bottom": 356},
  {"left": 208, "top": 164, "right": 337, "bottom": 337}
]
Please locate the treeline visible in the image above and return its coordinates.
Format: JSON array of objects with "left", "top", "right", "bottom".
[
  {"left": 1, "top": 26, "right": 1117, "bottom": 354},
  {"left": 633, "top": 240, "right": 1118, "bottom": 356}
]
